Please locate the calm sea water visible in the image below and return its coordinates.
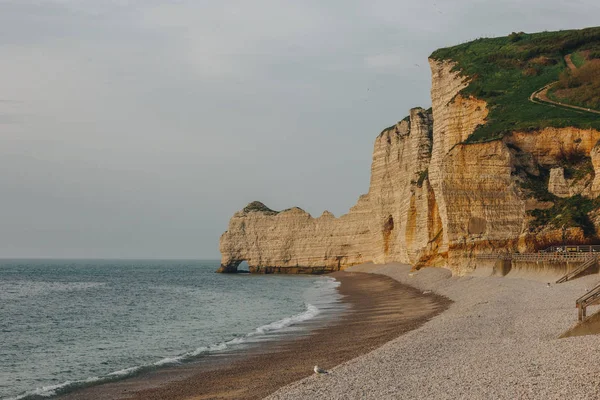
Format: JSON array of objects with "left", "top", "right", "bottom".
[{"left": 0, "top": 260, "right": 343, "bottom": 400}]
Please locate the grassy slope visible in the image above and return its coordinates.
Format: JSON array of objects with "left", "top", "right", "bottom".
[
  {"left": 571, "top": 51, "right": 586, "bottom": 68},
  {"left": 430, "top": 27, "right": 600, "bottom": 143},
  {"left": 548, "top": 58, "right": 600, "bottom": 110}
]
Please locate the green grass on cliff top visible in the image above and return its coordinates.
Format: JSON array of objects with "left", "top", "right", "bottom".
[{"left": 430, "top": 27, "right": 600, "bottom": 143}]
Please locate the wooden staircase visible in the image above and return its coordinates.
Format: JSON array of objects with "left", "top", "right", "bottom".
[
  {"left": 576, "top": 280, "right": 600, "bottom": 321},
  {"left": 556, "top": 256, "right": 597, "bottom": 284}
]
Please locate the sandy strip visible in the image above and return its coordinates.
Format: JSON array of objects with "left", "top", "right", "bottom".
[
  {"left": 58, "top": 271, "right": 448, "bottom": 400},
  {"left": 267, "top": 263, "right": 600, "bottom": 400}
]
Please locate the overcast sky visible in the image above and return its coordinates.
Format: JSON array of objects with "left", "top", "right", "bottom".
[{"left": 0, "top": 0, "right": 598, "bottom": 259}]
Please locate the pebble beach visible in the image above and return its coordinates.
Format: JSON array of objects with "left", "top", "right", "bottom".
[{"left": 268, "top": 263, "right": 600, "bottom": 400}]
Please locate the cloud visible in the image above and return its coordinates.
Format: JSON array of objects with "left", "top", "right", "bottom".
[
  {"left": 0, "top": 98, "right": 27, "bottom": 124},
  {"left": 364, "top": 52, "right": 420, "bottom": 74},
  {"left": 0, "top": 113, "right": 23, "bottom": 124},
  {"left": 0, "top": 0, "right": 599, "bottom": 258},
  {"left": 135, "top": 1, "right": 336, "bottom": 80}
]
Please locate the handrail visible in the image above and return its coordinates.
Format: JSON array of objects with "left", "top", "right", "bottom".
[
  {"left": 477, "top": 253, "right": 597, "bottom": 284},
  {"left": 477, "top": 253, "right": 594, "bottom": 262},
  {"left": 556, "top": 256, "right": 597, "bottom": 283},
  {"left": 542, "top": 245, "right": 600, "bottom": 253},
  {"left": 577, "top": 282, "right": 600, "bottom": 306},
  {"left": 576, "top": 280, "right": 600, "bottom": 321}
]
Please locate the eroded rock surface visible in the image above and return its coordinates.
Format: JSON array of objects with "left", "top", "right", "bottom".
[
  {"left": 219, "top": 108, "right": 437, "bottom": 273},
  {"left": 219, "top": 60, "right": 600, "bottom": 275}
]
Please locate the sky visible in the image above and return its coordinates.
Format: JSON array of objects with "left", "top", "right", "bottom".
[{"left": 0, "top": 0, "right": 599, "bottom": 259}]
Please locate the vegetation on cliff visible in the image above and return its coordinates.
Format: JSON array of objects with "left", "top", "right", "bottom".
[
  {"left": 529, "top": 195, "right": 599, "bottom": 236},
  {"left": 379, "top": 108, "right": 432, "bottom": 137},
  {"left": 516, "top": 148, "right": 598, "bottom": 235},
  {"left": 243, "top": 201, "right": 279, "bottom": 215},
  {"left": 549, "top": 58, "right": 600, "bottom": 110},
  {"left": 431, "top": 27, "right": 600, "bottom": 143}
]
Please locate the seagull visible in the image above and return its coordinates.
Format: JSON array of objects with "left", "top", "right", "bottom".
[{"left": 314, "top": 365, "right": 329, "bottom": 374}]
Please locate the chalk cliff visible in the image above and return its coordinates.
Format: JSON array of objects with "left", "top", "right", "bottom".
[
  {"left": 219, "top": 107, "right": 437, "bottom": 273},
  {"left": 220, "top": 52, "right": 600, "bottom": 275}
]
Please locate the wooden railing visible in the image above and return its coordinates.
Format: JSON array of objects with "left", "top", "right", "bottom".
[
  {"left": 476, "top": 254, "right": 512, "bottom": 260},
  {"left": 576, "top": 280, "right": 600, "bottom": 321},
  {"left": 477, "top": 252, "right": 600, "bottom": 321},
  {"left": 543, "top": 245, "right": 600, "bottom": 253},
  {"left": 476, "top": 253, "right": 593, "bottom": 263},
  {"left": 556, "top": 257, "right": 598, "bottom": 283},
  {"left": 477, "top": 253, "right": 597, "bottom": 283}
]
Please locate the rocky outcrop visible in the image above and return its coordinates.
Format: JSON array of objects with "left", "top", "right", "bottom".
[
  {"left": 590, "top": 142, "right": 600, "bottom": 197},
  {"left": 218, "top": 200, "right": 373, "bottom": 273},
  {"left": 220, "top": 60, "right": 600, "bottom": 275},
  {"left": 548, "top": 168, "right": 570, "bottom": 197},
  {"left": 219, "top": 108, "right": 438, "bottom": 273}
]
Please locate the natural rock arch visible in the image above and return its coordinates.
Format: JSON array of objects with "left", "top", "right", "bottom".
[{"left": 216, "top": 259, "right": 243, "bottom": 273}]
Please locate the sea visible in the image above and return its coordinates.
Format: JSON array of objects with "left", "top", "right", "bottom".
[{"left": 0, "top": 259, "right": 344, "bottom": 400}]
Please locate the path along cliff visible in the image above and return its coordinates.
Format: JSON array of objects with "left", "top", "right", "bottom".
[
  {"left": 530, "top": 54, "right": 600, "bottom": 115},
  {"left": 220, "top": 47, "right": 600, "bottom": 276}
]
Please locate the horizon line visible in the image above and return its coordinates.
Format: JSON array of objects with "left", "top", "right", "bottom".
[{"left": 0, "top": 257, "right": 221, "bottom": 261}]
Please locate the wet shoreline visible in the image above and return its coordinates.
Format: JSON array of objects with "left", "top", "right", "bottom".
[{"left": 57, "top": 271, "right": 450, "bottom": 400}]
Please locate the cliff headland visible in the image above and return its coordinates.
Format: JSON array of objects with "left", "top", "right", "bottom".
[{"left": 220, "top": 27, "right": 600, "bottom": 275}]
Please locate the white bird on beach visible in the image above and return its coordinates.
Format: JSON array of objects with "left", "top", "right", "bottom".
[{"left": 314, "top": 365, "right": 329, "bottom": 374}]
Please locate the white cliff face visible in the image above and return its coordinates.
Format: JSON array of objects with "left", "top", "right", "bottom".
[
  {"left": 218, "top": 203, "right": 373, "bottom": 273},
  {"left": 368, "top": 108, "right": 437, "bottom": 265},
  {"left": 427, "top": 60, "right": 490, "bottom": 260},
  {"left": 220, "top": 60, "right": 600, "bottom": 275},
  {"left": 436, "top": 140, "right": 526, "bottom": 272},
  {"left": 219, "top": 108, "right": 437, "bottom": 273}
]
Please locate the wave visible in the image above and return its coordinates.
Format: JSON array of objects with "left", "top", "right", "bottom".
[
  {"left": 314, "top": 276, "right": 341, "bottom": 288},
  {"left": 252, "top": 304, "right": 319, "bottom": 336},
  {"left": 8, "top": 284, "right": 335, "bottom": 400}
]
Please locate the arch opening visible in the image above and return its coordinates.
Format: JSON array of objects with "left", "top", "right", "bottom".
[
  {"left": 237, "top": 261, "right": 250, "bottom": 273},
  {"left": 217, "top": 259, "right": 243, "bottom": 273}
]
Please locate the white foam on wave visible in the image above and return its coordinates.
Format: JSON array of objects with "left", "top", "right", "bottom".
[
  {"left": 315, "top": 276, "right": 341, "bottom": 289},
  {"left": 152, "top": 342, "right": 229, "bottom": 367},
  {"left": 7, "top": 382, "right": 72, "bottom": 399},
  {"left": 9, "top": 277, "right": 340, "bottom": 400},
  {"left": 7, "top": 376, "right": 99, "bottom": 400},
  {"left": 107, "top": 366, "right": 140, "bottom": 377},
  {"left": 251, "top": 304, "right": 320, "bottom": 336},
  {"left": 149, "top": 302, "right": 322, "bottom": 369}
]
